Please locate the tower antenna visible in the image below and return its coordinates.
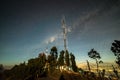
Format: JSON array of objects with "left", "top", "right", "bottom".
[{"left": 61, "top": 16, "right": 67, "bottom": 51}]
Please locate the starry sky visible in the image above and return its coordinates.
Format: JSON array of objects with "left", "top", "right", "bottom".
[{"left": 0, "top": 0, "right": 120, "bottom": 66}]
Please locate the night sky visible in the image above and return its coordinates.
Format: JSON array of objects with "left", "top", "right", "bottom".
[{"left": 0, "top": 0, "right": 120, "bottom": 66}]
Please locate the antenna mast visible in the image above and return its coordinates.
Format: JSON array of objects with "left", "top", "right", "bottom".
[{"left": 62, "top": 16, "right": 67, "bottom": 51}]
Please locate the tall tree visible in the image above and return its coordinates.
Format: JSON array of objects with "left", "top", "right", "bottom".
[
  {"left": 47, "top": 54, "right": 56, "bottom": 72},
  {"left": 38, "top": 53, "right": 46, "bottom": 69},
  {"left": 50, "top": 46, "right": 58, "bottom": 60},
  {"left": 58, "top": 50, "right": 64, "bottom": 71},
  {"left": 70, "top": 53, "right": 78, "bottom": 72},
  {"left": 0, "top": 64, "right": 4, "bottom": 72},
  {"left": 65, "top": 50, "right": 70, "bottom": 68},
  {"left": 27, "top": 53, "right": 46, "bottom": 76},
  {"left": 111, "top": 40, "right": 120, "bottom": 66},
  {"left": 88, "top": 48, "right": 101, "bottom": 72},
  {"left": 48, "top": 46, "right": 58, "bottom": 72}
]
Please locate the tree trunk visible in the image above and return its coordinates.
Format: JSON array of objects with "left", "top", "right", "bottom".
[
  {"left": 86, "top": 60, "right": 91, "bottom": 72},
  {"left": 95, "top": 59, "right": 99, "bottom": 73}
]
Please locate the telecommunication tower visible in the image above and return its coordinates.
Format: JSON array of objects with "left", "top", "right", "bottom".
[{"left": 61, "top": 16, "right": 67, "bottom": 52}]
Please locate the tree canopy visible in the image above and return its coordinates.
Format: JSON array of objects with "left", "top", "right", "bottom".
[
  {"left": 88, "top": 48, "right": 101, "bottom": 72},
  {"left": 50, "top": 46, "right": 58, "bottom": 60},
  {"left": 70, "top": 53, "right": 78, "bottom": 72},
  {"left": 111, "top": 40, "right": 120, "bottom": 66},
  {"left": 58, "top": 50, "right": 64, "bottom": 66},
  {"left": 88, "top": 48, "right": 101, "bottom": 59},
  {"left": 65, "top": 50, "right": 70, "bottom": 67}
]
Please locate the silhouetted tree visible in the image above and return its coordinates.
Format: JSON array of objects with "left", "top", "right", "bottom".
[
  {"left": 48, "top": 46, "right": 58, "bottom": 72},
  {"left": 99, "top": 60, "right": 103, "bottom": 64},
  {"left": 0, "top": 64, "right": 4, "bottom": 72},
  {"left": 58, "top": 50, "right": 64, "bottom": 70},
  {"left": 111, "top": 40, "right": 120, "bottom": 66},
  {"left": 27, "top": 53, "right": 46, "bottom": 77},
  {"left": 39, "top": 53, "right": 46, "bottom": 65},
  {"left": 0, "top": 64, "right": 4, "bottom": 80},
  {"left": 50, "top": 46, "right": 58, "bottom": 66},
  {"left": 88, "top": 48, "right": 101, "bottom": 72},
  {"left": 65, "top": 50, "right": 70, "bottom": 69},
  {"left": 70, "top": 53, "right": 78, "bottom": 72},
  {"left": 27, "top": 58, "right": 39, "bottom": 75},
  {"left": 9, "top": 62, "right": 27, "bottom": 80},
  {"left": 47, "top": 54, "right": 55, "bottom": 72},
  {"left": 48, "top": 55, "right": 52, "bottom": 63},
  {"left": 38, "top": 53, "right": 47, "bottom": 77},
  {"left": 50, "top": 46, "right": 58, "bottom": 60},
  {"left": 7, "top": 54, "right": 47, "bottom": 80}
]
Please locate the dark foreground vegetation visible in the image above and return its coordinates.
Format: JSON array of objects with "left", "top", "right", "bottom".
[
  {"left": 0, "top": 40, "right": 120, "bottom": 80},
  {"left": 1, "top": 69, "right": 118, "bottom": 80}
]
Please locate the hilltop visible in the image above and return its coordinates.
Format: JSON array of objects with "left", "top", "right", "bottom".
[
  {"left": 1, "top": 44, "right": 120, "bottom": 80},
  {"left": 32, "top": 70, "right": 114, "bottom": 80}
]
